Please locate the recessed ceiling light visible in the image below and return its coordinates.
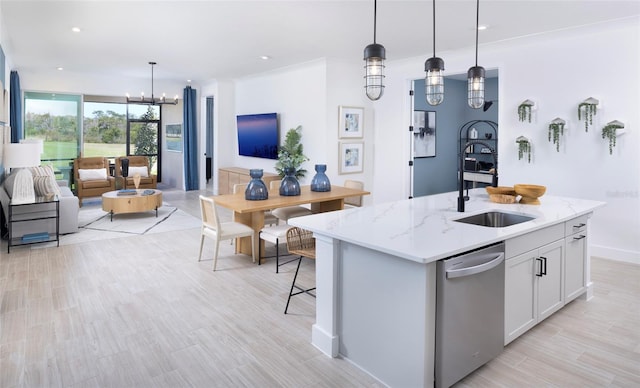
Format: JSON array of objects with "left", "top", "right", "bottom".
[
  {"left": 260, "top": 55, "right": 271, "bottom": 60},
  {"left": 478, "top": 25, "right": 488, "bottom": 31},
  {"left": 71, "top": 27, "right": 81, "bottom": 33},
  {"left": 187, "top": 79, "right": 192, "bottom": 83},
  {"left": 57, "top": 67, "right": 64, "bottom": 71}
]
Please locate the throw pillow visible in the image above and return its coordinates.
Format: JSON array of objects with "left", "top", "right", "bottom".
[
  {"left": 128, "top": 166, "right": 149, "bottom": 178},
  {"left": 78, "top": 168, "right": 107, "bottom": 181},
  {"left": 30, "top": 165, "right": 56, "bottom": 178},
  {"left": 33, "top": 175, "right": 62, "bottom": 197},
  {"left": 3, "top": 171, "right": 17, "bottom": 198}
]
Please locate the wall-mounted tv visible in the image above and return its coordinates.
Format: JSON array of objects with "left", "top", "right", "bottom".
[{"left": 237, "top": 112, "right": 279, "bottom": 160}]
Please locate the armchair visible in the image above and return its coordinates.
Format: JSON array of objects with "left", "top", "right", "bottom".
[
  {"left": 73, "top": 157, "right": 116, "bottom": 207},
  {"left": 114, "top": 156, "right": 157, "bottom": 190}
]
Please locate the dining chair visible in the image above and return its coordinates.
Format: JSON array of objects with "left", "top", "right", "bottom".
[
  {"left": 198, "top": 195, "right": 256, "bottom": 271},
  {"left": 233, "top": 183, "right": 279, "bottom": 226},
  {"left": 284, "top": 227, "right": 316, "bottom": 314},
  {"left": 270, "top": 179, "right": 312, "bottom": 223},
  {"left": 344, "top": 179, "right": 364, "bottom": 207}
]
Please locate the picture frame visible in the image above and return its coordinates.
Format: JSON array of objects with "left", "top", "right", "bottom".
[
  {"left": 339, "top": 141, "right": 364, "bottom": 174},
  {"left": 165, "top": 124, "right": 182, "bottom": 152},
  {"left": 338, "top": 106, "right": 364, "bottom": 138},
  {"left": 413, "top": 110, "right": 436, "bottom": 158}
]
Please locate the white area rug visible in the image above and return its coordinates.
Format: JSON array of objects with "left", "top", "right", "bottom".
[{"left": 54, "top": 201, "right": 201, "bottom": 246}]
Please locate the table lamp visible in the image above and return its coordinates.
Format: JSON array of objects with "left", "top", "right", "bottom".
[{"left": 3, "top": 143, "right": 41, "bottom": 204}]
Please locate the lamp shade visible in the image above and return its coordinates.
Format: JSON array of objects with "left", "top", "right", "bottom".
[
  {"left": 20, "top": 138, "right": 44, "bottom": 155},
  {"left": 3, "top": 143, "right": 41, "bottom": 168}
]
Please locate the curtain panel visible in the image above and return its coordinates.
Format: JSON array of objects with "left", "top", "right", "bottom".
[
  {"left": 9, "top": 71, "right": 22, "bottom": 142},
  {"left": 183, "top": 86, "right": 199, "bottom": 190}
]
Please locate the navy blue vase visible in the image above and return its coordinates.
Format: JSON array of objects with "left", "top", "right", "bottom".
[
  {"left": 279, "top": 167, "right": 301, "bottom": 196},
  {"left": 310, "top": 164, "right": 331, "bottom": 192},
  {"left": 245, "top": 169, "right": 269, "bottom": 200}
]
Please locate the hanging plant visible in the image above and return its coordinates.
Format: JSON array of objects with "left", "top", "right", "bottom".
[
  {"left": 517, "top": 99, "right": 535, "bottom": 123},
  {"left": 578, "top": 97, "right": 598, "bottom": 132},
  {"left": 516, "top": 136, "right": 532, "bottom": 163},
  {"left": 601, "top": 120, "right": 624, "bottom": 155},
  {"left": 548, "top": 118, "right": 566, "bottom": 152}
]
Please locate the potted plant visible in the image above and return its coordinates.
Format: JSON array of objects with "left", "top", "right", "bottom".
[
  {"left": 516, "top": 136, "right": 532, "bottom": 163},
  {"left": 601, "top": 120, "right": 624, "bottom": 155},
  {"left": 275, "top": 125, "right": 309, "bottom": 179},
  {"left": 548, "top": 118, "right": 566, "bottom": 152},
  {"left": 578, "top": 97, "right": 598, "bottom": 132},
  {"left": 517, "top": 99, "right": 535, "bottom": 123}
]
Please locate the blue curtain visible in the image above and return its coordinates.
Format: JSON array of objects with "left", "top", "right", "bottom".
[
  {"left": 183, "top": 86, "right": 199, "bottom": 190},
  {"left": 9, "top": 71, "right": 22, "bottom": 143}
]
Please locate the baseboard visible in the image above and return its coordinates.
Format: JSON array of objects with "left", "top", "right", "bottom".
[{"left": 591, "top": 244, "right": 640, "bottom": 264}]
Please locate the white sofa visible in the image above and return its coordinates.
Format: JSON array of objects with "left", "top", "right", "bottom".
[{"left": 0, "top": 173, "right": 79, "bottom": 237}]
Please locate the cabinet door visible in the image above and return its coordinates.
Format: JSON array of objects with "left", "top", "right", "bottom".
[
  {"left": 505, "top": 251, "right": 537, "bottom": 345},
  {"left": 218, "top": 169, "right": 230, "bottom": 195},
  {"left": 565, "top": 233, "right": 587, "bottom": 302},
  {"left": 537, "top": 240, "right": 564, "bottom": 322}
]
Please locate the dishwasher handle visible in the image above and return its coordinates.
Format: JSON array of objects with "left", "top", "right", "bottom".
[{"left": 446, "top": 252, "right": 505, "bottom": 279}]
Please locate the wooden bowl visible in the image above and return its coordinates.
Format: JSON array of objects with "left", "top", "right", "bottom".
[
  {"left": 514, "top": 184, "right": 546, "bottom": 205},
  {"left": 486, "top": 186, "right": 516, "bottom": 196},
  {"left": 489, "top": 194, "right": 517, "bottom": 204}
]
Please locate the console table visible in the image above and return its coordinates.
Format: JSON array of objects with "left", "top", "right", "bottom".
[{"left": 218, "top": 167, "right": 280, "bottom": 195}]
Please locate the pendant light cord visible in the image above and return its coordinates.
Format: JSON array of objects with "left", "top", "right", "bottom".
[
  {"left": 373, "top": 0, "right": 378, "bottom": 44},
  {"left": 432, "top": 0, "right": 436, "bottom": 58},
  {"left": 474, "top": 0, "right": 479, "bottom": 66}
]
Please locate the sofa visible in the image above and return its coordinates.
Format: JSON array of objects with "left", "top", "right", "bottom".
[{"left": 0, "top": 165, "right": 79, "bottom": 237}]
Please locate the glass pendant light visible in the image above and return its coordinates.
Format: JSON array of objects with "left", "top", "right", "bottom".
[
  {"left": 425, "top": 0, "right": 444, "bottom": 106},
  {"left": 468, "top": 0, "right": 485, "bottom": 109},
  {"left": 364, "top": 0, "right": 386, "bottom": 101}
]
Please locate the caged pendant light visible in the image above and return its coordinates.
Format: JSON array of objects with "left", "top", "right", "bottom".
[
  {"left": 467, "top": 0, "right": 485, "bottom": 109},
  {"left": 363, "top": 0, "right": 386, "bottom": 101},
  {"left": 424, "top": 0, "right": 444, "bottom": 106}
]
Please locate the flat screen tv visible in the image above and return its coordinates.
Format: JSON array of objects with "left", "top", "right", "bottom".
[{"left": 237, "top": 113, "right": 279, "bottom": 159}]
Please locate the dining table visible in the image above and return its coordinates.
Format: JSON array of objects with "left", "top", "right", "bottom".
[{"left": 212, "top": 185, "right": 370, "bottom": 262}]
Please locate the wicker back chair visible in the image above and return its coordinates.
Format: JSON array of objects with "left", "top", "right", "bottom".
[{"left": 284, "top": 227, "right": 316, "bottom": 314}]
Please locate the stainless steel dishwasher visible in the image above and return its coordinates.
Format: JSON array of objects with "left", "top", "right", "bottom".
[{"left": 435, "top": 242, "right": 505, "bottom": 388}]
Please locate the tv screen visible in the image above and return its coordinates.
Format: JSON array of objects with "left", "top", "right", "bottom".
[{"left": 237, "top": 113, "right": 279, "bottom": 160}]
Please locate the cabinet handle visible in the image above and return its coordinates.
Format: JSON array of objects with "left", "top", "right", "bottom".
[
  {"left": 536, "top": 257, "right": 544, "bottom": 277},
  {"left": 539, "top": 256, "right": 547, "bottom": 276},
  {"left": 573, "top": 235, "right": 586, "bottom": 241},
  {"left": 573, "top": 223, "right": 586, "bottom": 229}
]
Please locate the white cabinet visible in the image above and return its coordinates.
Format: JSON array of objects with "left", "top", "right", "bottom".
[
  {"left": 505, "top": 239, "right": 564, "bottom": 344},
  {"left": 564, "top": 214, "right": 589, "bottom": 303}
]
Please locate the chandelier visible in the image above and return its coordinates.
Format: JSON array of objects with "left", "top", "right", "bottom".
[{"left": 126, "top": 62, "right": 178, "bottom": 105}]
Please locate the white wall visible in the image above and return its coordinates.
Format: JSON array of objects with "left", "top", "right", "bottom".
[{"left": 377, "top": 17, "right": 640, "bottom": 262}]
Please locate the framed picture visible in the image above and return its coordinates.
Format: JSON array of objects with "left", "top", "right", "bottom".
[
  {"left": 339, "top": 141, "right": 364, "bottom": 174},
  {"left": 338, "top": 106, "right": 364, "bottom": 138},
  {"left": 165, "top": 124, "right": 182, "bottom": 152},
  {"left": 413, "top": 110, "right": 436, "bottom": 158}
]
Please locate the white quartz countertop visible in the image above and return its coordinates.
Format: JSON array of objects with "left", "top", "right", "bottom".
[{"left": 289, "top": 189, "right": 606, "bottom": 264}]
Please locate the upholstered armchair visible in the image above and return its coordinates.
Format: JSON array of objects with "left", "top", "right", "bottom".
[
  {"left": 114, "top": 156, "right": 157, "bottom": 190},
  {"left": 73, "top": 157, "right": 116, "bottom": 207}
]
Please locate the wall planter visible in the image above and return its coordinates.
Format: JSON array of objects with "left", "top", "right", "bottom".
[
  {"left": 578, "top": 97, "right": 598, "bottom": 132},
  {"left": 516, "top": 136, "right": 532, "bottom": 163},
  {"left": 517, "top": 99, "right": 535, "bottom": 123},
  {"left": 601, "top": 120, "right": 625, "bottom": 155},
  {"left": 548, "top": 118, "right": 566, "bottom": 152}
]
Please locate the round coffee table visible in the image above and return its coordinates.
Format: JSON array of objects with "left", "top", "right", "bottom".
[{"left": 102, "top": 189, "right": 162, "bottom": 221}]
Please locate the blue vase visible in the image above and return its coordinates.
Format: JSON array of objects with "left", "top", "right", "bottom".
[
  {"left": 245, "top": 169, "right": 268, "bottom": 200},
  {"left": 279, "top": 167, "right": 301, "bottom": 196},
  {"left": 310, "top": 164, "right": 331, "bottom": 192}
]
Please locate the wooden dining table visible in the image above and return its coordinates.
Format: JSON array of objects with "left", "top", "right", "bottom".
[{"left": 212, "top": 185, "right": 370, "bottom": 261}]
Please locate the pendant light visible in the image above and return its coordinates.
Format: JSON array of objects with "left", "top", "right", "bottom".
[
  {"left": 425, "top": 0, "right": 444, "bottom": 106},
  {"left": 364, "top": 0, "right": 386, "bottom": 101},
  {"left": 467, "top": 0, "right": 485, "bottom": 109},
  {"left": 126, "top": 62, "right": 178, "bottom": 105}
]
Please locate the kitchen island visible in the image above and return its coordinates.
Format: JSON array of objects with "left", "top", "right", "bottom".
[{"left": 290, "top": 189, "right": 605, "bottom": 387}]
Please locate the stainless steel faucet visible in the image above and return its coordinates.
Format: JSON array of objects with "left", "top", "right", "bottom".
[{"left": 458, "top": 140, "right": 498, "bottom": 212}]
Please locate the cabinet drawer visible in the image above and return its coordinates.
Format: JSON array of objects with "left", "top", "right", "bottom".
[
  {"left": 565, "top": 214, "right": 590, "bottom": 236},
  {"left": 506, "top": 223, "right": 564, "bottom": 259}
]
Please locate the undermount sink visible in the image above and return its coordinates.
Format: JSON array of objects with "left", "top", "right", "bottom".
[{"left": 454, "top": 211, "right": 535, "bottom": 228}]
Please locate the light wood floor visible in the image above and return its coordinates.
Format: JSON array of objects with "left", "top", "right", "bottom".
[{"left": 1, "top": 188, "right": 638, "bottom": 387}]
